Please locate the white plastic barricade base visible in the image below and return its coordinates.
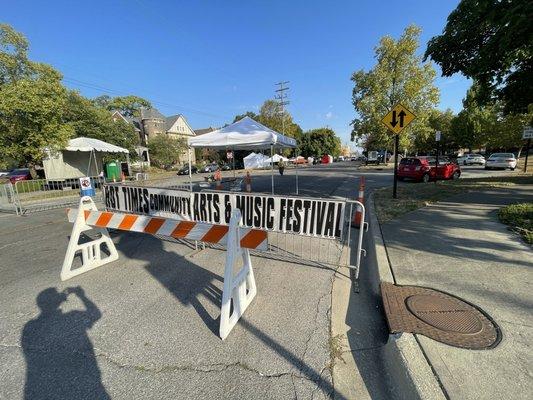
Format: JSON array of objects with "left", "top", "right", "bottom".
[
  {"left": 219, "top": 209, "right": 257, "bottom": 340},
  {"left": 61, "top": 196, "right": 119, "bottom": 281}
]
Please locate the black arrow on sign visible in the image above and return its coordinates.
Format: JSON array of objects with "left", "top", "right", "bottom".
[
  {"left": 390, "top": 111, "right": 398, "bottom": 127},
  {"left": 398, "top": 110, "right": 406, "bottom": 127}
]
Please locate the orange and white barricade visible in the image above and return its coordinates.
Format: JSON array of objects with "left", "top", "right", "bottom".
[{"left": 62, "top": 196, "right": 266, "bottom": 339}]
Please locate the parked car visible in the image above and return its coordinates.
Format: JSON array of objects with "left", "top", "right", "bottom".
[
  {"left": 7, "top": 168, "right": 32, "bottom": 184},
  {"left": 177, "top": 164, "right": 198, "bottom": 175},
  {"left": 202, "top": 163, "right": 219, "bottom": 173},
  {"left": 485, "top": 153, "right": 517, "bottom": 170},
  {"left": 0, "top": 170, "right": 9, "bottom": 177},
  {"left": 456, "top": 153, "right": 485, "bottom": 165},
  {"left": 398, "top": 157, "right": 461, "bottom": 183}
]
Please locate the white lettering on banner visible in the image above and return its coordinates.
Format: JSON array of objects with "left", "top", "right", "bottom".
[{"left": 103, "top": 185, "right": 345, "bottom": 239}]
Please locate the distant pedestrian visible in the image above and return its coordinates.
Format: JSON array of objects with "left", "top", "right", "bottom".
[
  {"left": 278, "top": 160, "right": 285, "bottom": 176},
  {"left": 214, "top": 168, "right": 222, "bottom": 189},
  {"left": 244, "top": 171, "right": 252, "bottom": 192}
]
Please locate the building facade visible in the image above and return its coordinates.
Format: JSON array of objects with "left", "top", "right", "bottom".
[{"left": 112, "top": 108, "right": 196, "bottom": 165}]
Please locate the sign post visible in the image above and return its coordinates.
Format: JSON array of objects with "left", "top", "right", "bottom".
[
  {"left": 435, "top": 131, "right": 441, "bottom": 184},
  {"left": 523, "top": 126, "right": 532, "bottom": 173},
  {"left": 381, "top": 103, "right": 416, "bottom": 199}
]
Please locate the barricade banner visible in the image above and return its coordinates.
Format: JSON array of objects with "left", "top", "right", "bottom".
[{"left": 103, "top": 184, "right": 346, "bottom": 239}]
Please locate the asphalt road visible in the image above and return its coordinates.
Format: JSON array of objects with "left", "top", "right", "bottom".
[{"left": 0, "top": 162, "right": 518, "bottom": 399}]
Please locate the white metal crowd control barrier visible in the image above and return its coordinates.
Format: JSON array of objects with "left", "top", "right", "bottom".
[{"left": 62, "top": 196, "right": 265, "bottom": 339}]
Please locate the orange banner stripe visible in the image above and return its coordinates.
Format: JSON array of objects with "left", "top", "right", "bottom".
[
  {"left": 84, "top": 210, "right": 91, "bottom": 220},
  {"left": 240, "top": 230, "right": 268, "bottom": 249},
  {"left": 170, "top": 221, "right": 196, "bottom": 238},
  {"left": 95, "top": 211, "right": 114, "bottom": 227},
  {"left": 201, "top": 225, "right": 229, "bottom": 243},
  {"left": 143, "top": 217, "right": 166, "bottom": 234},
  {"left": 118, "top": 214, "right": 138, "bottom": 230}
]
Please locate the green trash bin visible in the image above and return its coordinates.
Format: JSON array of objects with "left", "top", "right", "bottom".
[{"left": 106, "top": 161, "right": 121, "bottom": 181}]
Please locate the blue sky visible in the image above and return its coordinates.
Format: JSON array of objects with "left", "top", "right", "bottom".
[{"left": 3, "top": 0, "right": 469, "bottom": 146}]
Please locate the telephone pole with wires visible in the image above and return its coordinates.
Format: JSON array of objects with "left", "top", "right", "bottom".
[{"left": 275, "top": 81, "right": 290, "bottom": 134}]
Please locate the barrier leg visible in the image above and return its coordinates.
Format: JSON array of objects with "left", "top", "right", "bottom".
[
  {"left": 61, "top": 196, "right": 119, "bottom": 281},
  {"left": 219, "top": 210, "right": 257, "bottom": 340}
]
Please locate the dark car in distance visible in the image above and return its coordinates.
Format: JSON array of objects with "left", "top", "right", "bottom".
[
  {"left": 7, "top": 168, "right": 32, "bottom": 184},
  {"left": 177, "top": 164, "right": 198, "bottom": 175},
  {"left": 398, "top": 157, "right": 461, "bottom": 183}
]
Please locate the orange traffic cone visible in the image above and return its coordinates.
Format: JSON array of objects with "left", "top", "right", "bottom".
[{"left": 352, "top": 176, "right": 365, "bottom": 228}]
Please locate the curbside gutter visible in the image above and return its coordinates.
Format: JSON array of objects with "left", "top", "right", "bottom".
[{"left": 367, "top": 193, "right": 447, "bottom": 400}]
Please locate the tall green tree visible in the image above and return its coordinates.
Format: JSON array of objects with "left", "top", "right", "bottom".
[
  {"left": 425, "top": 0, "right": 532, "bottom": 114},
  {"left": 65, "top": 91, "right": 139, "bottom": 155},
  {"left": 0, "top": 24, "right": 73, "bottom": 167},
  {"left": 299, "top": 128, "right": 341, "bottom": 158},
  {"left": 233, "top": 111, "right": 258, "bottom": 123},
  {"left": 148, "top": 135, "right": 187, "bottom": 170},
  {"left": 0, "top": 23, "right": 32, "bottom": 85},
  {"left": 414, "top": 108, "right": 455, "bottom": 153},
  {"left": 0, "top": 64, "right": 73, "bottom": 167},
  {"left": 351, "top": 25, "right": 439, "bottom": 152},
  {"left": 93, "top": 94, "right": 151, "bottom": 117},
  {"left": 258, "top": 100, "right": 303, "bottom": 142}
]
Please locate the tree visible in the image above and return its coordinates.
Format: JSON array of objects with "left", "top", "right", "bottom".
[
  {"left": 0, "top": 64, "right": 73, "bottom": 166},
  {"left": 351, "top": 25, "right": 439, "bottom": 152},
  {"left": 425, "top": 0, "right": 532, "bottom": 114},
  {"left": 147, "top": 135, "right": 187, "bottom": 170},
  {"left": 233, "top": 111, "right": 258, "bottom": 123},
  {"left": 299, "top": 128, "right": 341, "bottom": 158},
  {"left": 65, "top": 91, "right": 139, "bottom": 155},
  {"left": 93, "top": 95, "right": 151, "bottom": 117},
  {"left": 414, "top": 108, "right": 455, "bottom": 153},
  {"left": 258, "top": 100, "right": 303, "bottom": 142},
  {"left": 0, "top": 23, "right": 31, "bottom": 85}
]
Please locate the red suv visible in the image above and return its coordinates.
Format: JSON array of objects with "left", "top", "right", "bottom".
[{"left": 398, "top": 157, "right": 461, "bottom": 183}]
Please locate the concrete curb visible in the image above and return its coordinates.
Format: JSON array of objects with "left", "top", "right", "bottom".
[{"left": 367, "top": 193, "right": 447, "bottom": 400}]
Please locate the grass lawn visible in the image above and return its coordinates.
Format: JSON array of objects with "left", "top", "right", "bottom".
[
  {"left": 374, "top": 173, "right": 533, "bottom": 223},
  {"left": 498, "top": 203, "right": 533, "bottom": 244}
]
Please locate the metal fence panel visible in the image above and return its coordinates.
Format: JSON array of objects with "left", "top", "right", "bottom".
[
  {"left": 15, "top": 177, "right": 104, "bottom": 214},
  {"left": 0, "top": 183, "right": 20, "bottom": 214}
]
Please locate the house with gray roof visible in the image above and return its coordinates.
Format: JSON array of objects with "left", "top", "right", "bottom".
[{"left": 112, "top": 107, "right": 196, "bottom": 166}]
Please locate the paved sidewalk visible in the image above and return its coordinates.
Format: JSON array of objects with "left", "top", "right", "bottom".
[{"left": 381, "top": 186, "right": 532, "bottom": 400}]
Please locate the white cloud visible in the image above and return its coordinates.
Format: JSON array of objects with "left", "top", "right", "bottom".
[{"left": 325, "top": 111, "right": 333, "bottom": 119}]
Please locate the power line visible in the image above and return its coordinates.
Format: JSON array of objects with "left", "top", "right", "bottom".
[{"left": 62, "top": 76, "right": 231, "bottom": 120}]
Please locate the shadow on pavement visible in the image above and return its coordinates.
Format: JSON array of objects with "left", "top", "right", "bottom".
[
  {"left": 21, "top": 287, "right": 109, "bottom": 400},
  {"left": 345, "top": 226, "right": 397, "bottom": 399},
  {"left": 117, "top": 232, "right": 348, "bottom": 400}
]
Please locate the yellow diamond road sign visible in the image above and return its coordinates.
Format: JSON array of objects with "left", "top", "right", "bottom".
[{"left": 381, "top": 103, "right": 416, "bottom": 134}]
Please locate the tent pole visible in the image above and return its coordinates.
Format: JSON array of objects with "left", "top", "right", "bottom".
[
  {"left": 188, "top": 147, "right": 192, "bottom": 191},
  {"left": 295, "top": 147, "right": 299, "bottom": 195},
  {"left": 270, "top": 145, "right": 274, "bottom": 194},
  {"left": 232, "top": 147, "right": 235, "bottom": 179}
]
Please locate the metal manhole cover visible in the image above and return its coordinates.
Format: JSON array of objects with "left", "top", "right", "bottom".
[
  {"left": 406, "top": 295, "right": 483, "bottom": 334},
  {"left": 380, "top": 283, "right": 501, "bottom": 349}
]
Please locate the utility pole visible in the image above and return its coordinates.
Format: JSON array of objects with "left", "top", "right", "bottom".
[{"left": 275, "top": 81, "right": 290, "bottom": 135}]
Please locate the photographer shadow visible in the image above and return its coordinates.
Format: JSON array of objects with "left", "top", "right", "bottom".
[{"left": 21, "top": 287, "right": 109, "bottom": 400}]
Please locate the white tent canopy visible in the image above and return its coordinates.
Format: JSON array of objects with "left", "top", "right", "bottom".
[
  {"left": 265, "top": 154, "right": 289, "bottom": 163},
  {"left": 66, "top": 137, "right": 129, "bottom": 153},
  {"left": 188, "top": 117, "right": 297, "bottom": 150},
  {"left": 243, "top": 152, "right": 269, "bottom": 169}
]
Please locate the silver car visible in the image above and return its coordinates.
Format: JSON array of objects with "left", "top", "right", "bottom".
[
  {"left": 456, "top": 153, "right": 485, "bottom": 165},
  {"left": 485, "top": 153, "right": 517, "bottom": 170}
]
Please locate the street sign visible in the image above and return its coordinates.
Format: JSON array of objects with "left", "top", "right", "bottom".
[
  {"left": 435, "top": 131, "right": 441, "bottom": 142},
  {"left": 382, "top": 103, "right": 416, "bottom": 134},
  {"left": 523, "top": 126, "right": 533, "bottom": 140}
]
